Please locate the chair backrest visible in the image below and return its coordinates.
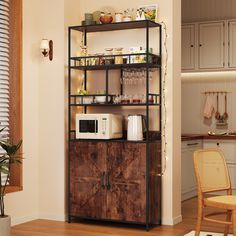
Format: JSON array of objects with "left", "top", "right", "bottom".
[{"left": 193, "top": 148, "right": 231, "bottom": 193}]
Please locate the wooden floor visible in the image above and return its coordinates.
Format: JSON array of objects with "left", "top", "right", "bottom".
[{"left": 11, "top": 197, "right": 232, "bottom": 236}]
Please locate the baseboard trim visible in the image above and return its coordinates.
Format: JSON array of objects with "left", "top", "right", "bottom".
[
  {"left": 162, "top": 214, "right": 182, "bottom": 225},
  {"left": 11, "top": 214, "right": 38, "bottom": 226},
  {"left": 38, "top": 214, "right": 66, "bottom": 222},
  {"left": 11, "top": 214, "right": 66, "bottom": 226},
  {"left": 182, "top": 189, "right": 197, "bottom": 201}
]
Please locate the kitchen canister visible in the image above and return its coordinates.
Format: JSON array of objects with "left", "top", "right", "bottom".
[
  {"left": 85, "top": 13, "right": 93, "bottom": 21},
  {"left": 114, "top": 48, "right": 123, "bottom": 64},
  {"left": 115, "top": 12, "right": 123, "bottom": 22}
]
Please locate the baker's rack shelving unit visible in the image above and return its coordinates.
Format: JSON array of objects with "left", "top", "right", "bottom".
[{"left": 68, "top": 20, "right": 162, "bottom": 230}]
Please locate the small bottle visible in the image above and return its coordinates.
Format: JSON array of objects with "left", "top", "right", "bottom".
[
  {"left": 105, "top": 48, "right": 114, "bottom": 65},
  {"left": 114, "top": 48, "right": 123, "bottom": 64},
  {"left": 141, "top": 8, "right": 146, "bottom": 20},
  {"left": 80, "top": 45, "right": 87, "bottom": 66},
  {"left": 136, "top": 8, "right": 141, "bottom": 21}
]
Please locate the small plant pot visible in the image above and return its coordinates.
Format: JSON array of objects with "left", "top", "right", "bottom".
[{"left": 0, "top": 215, "right": 11, "bottom": 236}]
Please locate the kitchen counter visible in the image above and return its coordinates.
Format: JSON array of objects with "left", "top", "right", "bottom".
[
  {"left": 182, "top": 134, "right": 236, "bottom": 141},
  {"left": 181, "top": 134, "right": 203, "bottom": 141}
]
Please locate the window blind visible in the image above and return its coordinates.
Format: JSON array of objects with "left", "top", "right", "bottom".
[{"left": 0, "top": 0, "right": 10, "bottom": 184}]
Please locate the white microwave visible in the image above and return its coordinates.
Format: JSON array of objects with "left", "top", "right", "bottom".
[{"left": 76, "top": 113, "right": 123, "bottom": 139}]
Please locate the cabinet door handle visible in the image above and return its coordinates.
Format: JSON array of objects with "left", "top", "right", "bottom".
[
  {"left": 187, "top": 142, "right": 199, "bottom": 146},
  {"left": 217, "top": 143, "right": 220, "bottom": 146},
  {"left": 106, "top": 172, "right": 110, "bottom": 190},
  {"left": 100, "top": 171, "right": 105, "bottom": 189},
  {"left": 190, "top": 44, "right": 194, "bottom": 48},
  {"left": 199, "top": 44, "right": 202, "bottom": 47}
]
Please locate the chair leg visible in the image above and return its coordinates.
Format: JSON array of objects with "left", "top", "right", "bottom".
[
  {"left": 232, "top": 210, "right": 236, "bottom": 236},
  {"left": 195, "top": 204, "right": 203, "bottom": 236},
  {"left": 224, "top": 210, "right": 231, "bottom": 236}
]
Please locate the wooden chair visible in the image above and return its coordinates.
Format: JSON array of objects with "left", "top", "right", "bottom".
[{"left": 193, "top": 148, "right": 236, "bottom": 236}]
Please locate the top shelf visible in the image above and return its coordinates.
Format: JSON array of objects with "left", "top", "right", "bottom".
[{"left": 69, "top": 20, "right": 161, "bottom": 33}]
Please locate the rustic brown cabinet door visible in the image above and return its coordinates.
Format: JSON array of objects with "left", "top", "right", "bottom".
[
  {"left": 70, "top": 142, "right": 107, "bottom": 219},
  {"left": 106, "top": 142, "right": 146, "bottom": 223}
]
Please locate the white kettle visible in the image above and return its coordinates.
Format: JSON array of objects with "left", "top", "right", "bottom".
[{"left": 127, "top": 114, "right": 146, "bottom": 141}]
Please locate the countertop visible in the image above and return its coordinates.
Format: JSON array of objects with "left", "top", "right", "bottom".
[{"left": 181, "top": 133, "right": 236, "bottom": 141}]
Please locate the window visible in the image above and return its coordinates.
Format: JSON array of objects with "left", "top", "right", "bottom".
[
  {"left": 0, "top": 0, "right": 22, "bottom": 193},
  {"left": 0, "top": 0, "right": 10, "bottom": 185}
]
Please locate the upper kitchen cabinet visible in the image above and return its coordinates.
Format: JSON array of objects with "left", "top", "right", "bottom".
[
  {"left": 182, "top": 24, "right": 195, "bottom": 70},
  {"left": 229, "top": 20, "right": 236, "bottom": 68},
  {"left": 198, "top": 22, "right": 225, "bottom": 70},
  {"left": 181, "top": 20, "right": 236, "bottom": 72}
]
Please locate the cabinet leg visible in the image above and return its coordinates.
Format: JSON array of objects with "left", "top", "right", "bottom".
[
  {"left": 146, "top": 223, "right": 150, "bottom": 231},
  {"left": 68, "top": 215, "right": 72, "bottom": 223}
]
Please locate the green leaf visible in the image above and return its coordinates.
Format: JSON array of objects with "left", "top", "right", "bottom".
[
  {"left": 0, "top": 167, "right": 9, "bottom": 175},
  {"left": 0, "top": 163, "right": 9, "bottom": 168},
  {"left": 0, "top": 140, "right": 22, "bottom": 156}
]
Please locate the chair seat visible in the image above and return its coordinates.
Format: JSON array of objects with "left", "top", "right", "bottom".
[{"left": 204, "top": 195, "right": 236, "bottom": 210}]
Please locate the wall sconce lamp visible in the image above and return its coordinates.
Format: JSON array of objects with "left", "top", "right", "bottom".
[{"left": 40, "top": 39, "right": 53, "bottom": 61}]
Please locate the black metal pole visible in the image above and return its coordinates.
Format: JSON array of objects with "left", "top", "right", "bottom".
[
  {"left": 106, "top": 69, "right": 109, "bottom": 102},
  {"left": 120, "top": 68, "right": 123, "bottom": 95},
  {"left": 159, "top": 25, "right": 162, "bottom": 225},
  {"left": 84, "top": 29, "right": 87, "bottom": 114},
  {"left": 67, "top": 26, "right": 72, "bottom": 223},
  {"left": 159, "top": 25, "right": 162, "bottom": 138},
  {"left": 145, "top": 20, "right": 150, "bottom": 231}
]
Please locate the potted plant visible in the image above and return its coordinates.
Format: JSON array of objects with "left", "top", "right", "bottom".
[{"left": 0, "top": 127, "right": 22, "bottom": 236}]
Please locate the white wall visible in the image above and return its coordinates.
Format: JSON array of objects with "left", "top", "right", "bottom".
[
  {"left": 172, "top": 0, "right": 181, "bottom": 223},
  {"left": 5, "top": 0, "right": 65, "bottom": 224},
  {"left": 182, "top": 72, "right": 236, "bottom": 134},
  {"left": 6, "top": 0, "right": 181, "bottom": 227},
  {"left": 37, "top": 0, "right": 65, "bottom": 221},
  {"left": 182, "top": 0, "right": 236, "bottom": 23}
]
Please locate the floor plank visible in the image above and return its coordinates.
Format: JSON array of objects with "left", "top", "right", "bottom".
[{"left": 11, "top": 197, "right": 232, "bottom": 236}]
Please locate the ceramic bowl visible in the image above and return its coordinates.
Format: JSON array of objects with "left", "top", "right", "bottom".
[
  {"left": 100, "top": 15, "right": 113, "bottom": 24},
  {"left": 96, "top": 96, "right": 111, "bottom": 103}
]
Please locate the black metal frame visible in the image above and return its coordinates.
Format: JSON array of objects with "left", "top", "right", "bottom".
[{"left": 67, "top": 20, "right": 162, "bottom": 230}]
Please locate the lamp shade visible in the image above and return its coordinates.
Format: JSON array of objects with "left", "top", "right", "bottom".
[{"left": 40, "top": 39, "right": 49, "bottom": 51}]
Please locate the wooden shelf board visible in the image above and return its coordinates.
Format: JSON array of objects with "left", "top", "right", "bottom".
[{"left": 69, "top": 20, "right": 161, "bottom": 33}]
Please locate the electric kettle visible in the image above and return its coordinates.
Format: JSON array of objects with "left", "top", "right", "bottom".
[{"left": 127, "top": 114, "right": 146, "bottom": 141}]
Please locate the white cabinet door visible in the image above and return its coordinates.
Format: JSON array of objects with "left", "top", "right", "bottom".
[
  {"left": 203, "top": 140, "right": 236, "bottom": 164},
  {"left": 203, "top": 140, "right": 236, "bottom": 192},
  {"left": 181, "top": 140, "right": 202, "bottom": 201},
  {"left": 182, "top": 24, "right": 195, "bottom": 70},
  {"left": 181, "top": 148, "right": 196, "bottom": 201},
  {"left": 228, "top": 164, "right": 236, "bottom": 189},
  {"left": 199, "top": 22, "right": 225, "bottom": 69},
  {"left": 228, "top": 20, "right": 236, "bottom": 68}
]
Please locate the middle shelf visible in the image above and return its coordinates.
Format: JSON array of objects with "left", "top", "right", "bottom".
[
  {"left": 69, "top": 93, "right": 161, "bottom": 106},
  {"left": 70, "top": 53, "right": 161, "bottom": 71}
]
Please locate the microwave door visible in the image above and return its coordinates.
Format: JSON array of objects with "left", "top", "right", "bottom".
[{"left": 79, "top": 120, "right": 98, "bottom": 134}]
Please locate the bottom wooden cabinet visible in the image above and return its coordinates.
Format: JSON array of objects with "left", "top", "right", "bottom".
[
  {"left": 69, "top": 141, "right": 161, "bottom": 225},
  {"left": 106, "top": 142, "right": 146, "bottom": 223},
  {"left": 69, "top": 142, "right": 107, "bottom": 219}
]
